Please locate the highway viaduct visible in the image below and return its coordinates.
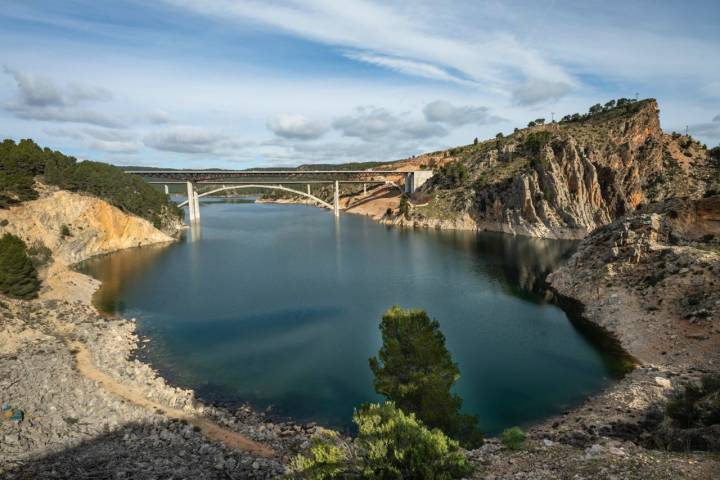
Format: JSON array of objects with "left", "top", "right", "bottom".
[{"left": 126, "top": 170, "right": 434, "bottom": 223}]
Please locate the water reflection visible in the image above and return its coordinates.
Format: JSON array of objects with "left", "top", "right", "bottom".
[
  {"left": 429, "top": 230, "right": 577, "bottom": 300},
  {"left": 78, "top": 243, "right": 173, "bottom": 313}
]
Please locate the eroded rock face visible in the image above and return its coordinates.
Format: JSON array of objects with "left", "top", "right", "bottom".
[
  {"left": 0, "top": 188, "right": 174, "bottom": 265},
  {"left": 414, "top": 100, "right": 714, "bottom": 239},
  {"left": 547, "top": 195, "right": 720, "bottom": 367}
]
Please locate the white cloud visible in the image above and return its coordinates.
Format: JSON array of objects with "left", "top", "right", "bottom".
[
  {"left": 144, "top": 127, "right": 226, "bottom": 154},
  {"left": 332, "top": 106, "right": 447, "bottom": 142},
  {"left": 147, "top": 110, "right": 172, "bottom": 125},
  {"left": 3, "top": 66, "right": 120, "bottom": 127},
  {"left": 266, "top": 113, "right": 328, "bottom": 140},
  {"left": 512, "top": 80, "right": 574, "bottom": 106},
  {"left": 88, "top": 139, "right": 142, "bottom": 154},
  {"left": 423, "top": 100, "right": 503, "bottom": 126}
]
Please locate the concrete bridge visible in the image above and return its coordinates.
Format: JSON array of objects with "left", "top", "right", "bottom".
[{"left": 127, "top": 169, "right": 434, "bottom": 223}]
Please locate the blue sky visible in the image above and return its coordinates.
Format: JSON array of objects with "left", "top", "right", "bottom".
[{"left": 1, "top": 0, "right": 719, "bottom": 168}]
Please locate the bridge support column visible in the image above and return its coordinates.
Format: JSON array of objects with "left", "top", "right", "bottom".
[
  {"left": 333, "top": 180, "right": 340, "bottom": 217},
  {"left": 186, "top": 181, "right": 200, "bottom": 223},
  {"left": 363, "top": 183, "right": 367, "bottom": 195},
  {"left": 193, "top": 187, "right": 201, "bottom": 222},
  {"left": 307, "top": 184, "right": 311, "bottom": 195},
  {"left": 164, "top": 184, "right": 169, "bottom": 195}
]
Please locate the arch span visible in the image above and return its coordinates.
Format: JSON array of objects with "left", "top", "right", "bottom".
[{"left": 178, "top": 184, "right": 334, "bottom": 211}]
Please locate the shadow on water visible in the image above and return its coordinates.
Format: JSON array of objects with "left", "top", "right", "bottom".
[{"left": 424, "top": 228, "right": 635, "bottom": 378}]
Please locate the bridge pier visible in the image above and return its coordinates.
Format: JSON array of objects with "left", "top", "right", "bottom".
[
  {"left": 333, "top": 180, "right": 340, "bottom": 217},
  {"left": 363, "top": 183, "right": 367, "bottom": 195},
  {"left": 193, "top": 187, "right": 200, "bottom": 221},
  {"left": 186, "top": 181, "right": 200, "bottom": 223},
  {"left": 164, "top": 184, "right": 169, "bottom": 195},
  {"left": 307, "top": 184, "right": 311, "bottom": 195}
]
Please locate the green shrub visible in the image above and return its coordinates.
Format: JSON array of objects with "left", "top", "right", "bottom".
[
  {"left": 0, "top": 233, "right": 40, "bottom": 299},
  {"left": 524, "top": 131, "right": 552, "bottom": 156},
  {"left": 27, "top": 241, "right": 53, "bottom": 267},
  {"left": 289, "top": 402, "right": 473, "bottom": 479},
  {"left": 369, "top": 306, "right": 483, "bottom": 448},
  {"left": 435, "top": 162, "right": 469, "bottom": 188},
  {"left": 500, "top": 426, "right": 526, "bottom": 450},
  {"left": 666, "top": 375, "right": 720, "bottom": 428},
  {"left": 60, "top": 224, "right": 71, "bottom": 238}
]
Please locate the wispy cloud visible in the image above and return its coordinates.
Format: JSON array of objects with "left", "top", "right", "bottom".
[
  {"left": 344, "top": 52, "right": 476, "bottom": 86},
  {"left": 162, "top": 0, "right": 575, "bottom": 94}
]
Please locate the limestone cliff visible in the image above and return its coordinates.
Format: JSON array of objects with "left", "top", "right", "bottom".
[
  {"left": 406, "top": 100, "right": 714, "bottom": 239},
  {"left": 0, "top": 185, "right": 174, "bottom": 266},
  {"left": 548, "top": 195, "right": 720, "bottom": 366}
]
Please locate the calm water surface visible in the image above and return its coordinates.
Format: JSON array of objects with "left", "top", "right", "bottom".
[{"left": 79, "top": 199, "right": 623, "bottom": 434}]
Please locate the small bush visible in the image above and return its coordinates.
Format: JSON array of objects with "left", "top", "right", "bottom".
[
  {"left": 500, "top": 426, "right": 526, "bottom": 450},
  {"left": 289, "top": 402, "right": 473, "bottom": 479},
  {"left": 666, "top": 375, "right": 720, "bottom": 429},
  {"left": 60, "top": 224, "right": 71, "bottom": 238},
  {"left": 524, "top": 131, "right": 552, "bottom": 156},
  {"left": 27, "top": 241, "right": 53, "bottom": 267}
]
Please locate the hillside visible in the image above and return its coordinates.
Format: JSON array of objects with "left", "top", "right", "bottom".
[
  {"left": 394, "top": 99, "right": 716, "bottom": 238},
  {"left": 0, "top": 139, "right": 182, "bottom": 232}
]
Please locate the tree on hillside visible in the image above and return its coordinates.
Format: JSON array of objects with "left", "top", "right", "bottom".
[
  {"left": 399, "top": 195, "right": 410, "bottom": 219},
  {"left": 589, "top": 103, "right": 603, "bottom": 115},
  {"left": 0, "top": 233, "right": 40, "bottom": 299},
  {"left": 369, "top": 306, "right": 483, "bottom": 448}
]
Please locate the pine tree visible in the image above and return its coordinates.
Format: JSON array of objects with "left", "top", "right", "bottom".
[
  {"left": 369, "top": 306, "right": 483, "bottom": 448},
  {"left": 0, "top": 233, "right": 40, "bottom": 299}
]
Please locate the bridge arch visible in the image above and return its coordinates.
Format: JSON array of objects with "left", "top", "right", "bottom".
[{"left": 178, "top": 184, "right": 334, "bottom": 211}]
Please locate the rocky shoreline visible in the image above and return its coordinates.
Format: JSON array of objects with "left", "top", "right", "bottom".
[{"left": 0, "top": 272, "right": 323, "bottom": 479}]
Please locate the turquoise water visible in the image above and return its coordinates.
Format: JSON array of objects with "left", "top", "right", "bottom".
[{"left": 79, "top": 199, "right": 623, "bottom": 435}]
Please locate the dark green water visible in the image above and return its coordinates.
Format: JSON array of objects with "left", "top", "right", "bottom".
[{"left": 79, "top": 199, "right": 624, "bottom": 435}]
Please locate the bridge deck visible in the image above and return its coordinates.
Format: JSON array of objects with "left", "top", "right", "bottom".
[{"left": 126, "top": 170, "right": 408, "bottom": 182}]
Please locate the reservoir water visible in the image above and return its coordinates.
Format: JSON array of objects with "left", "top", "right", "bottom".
[{"left": 79, "top": 199, "right": 625, "bottom": 435}]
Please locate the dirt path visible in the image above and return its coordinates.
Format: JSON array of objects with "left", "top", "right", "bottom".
[{"left": 69, "top": 341, "right": 276, "bottom": 458}]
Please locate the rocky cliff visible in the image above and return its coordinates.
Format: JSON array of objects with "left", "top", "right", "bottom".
[
  {"left": 404, "top": 100, "right": 715, "bottom": 239},
  {"left": 0, "top": 184, "right": 175, "bottom": 266}
]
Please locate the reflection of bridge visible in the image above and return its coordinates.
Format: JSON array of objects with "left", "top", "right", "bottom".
[{"left": 126, "top": 170, "right": 433, "bottom": 222}]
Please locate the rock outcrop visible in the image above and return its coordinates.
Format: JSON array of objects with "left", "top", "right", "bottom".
[
  {"left": 407, "top": 100, "right": 715, "bottom": 239},
  {"left": 547, "top": 195, "right": 720, "bottom": 367},
  {"left": 539, "top": 196, "right": 720, "bottom": 456},
  {"left": 0, "top": 185, "right": 174, "bottom": 265}
]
